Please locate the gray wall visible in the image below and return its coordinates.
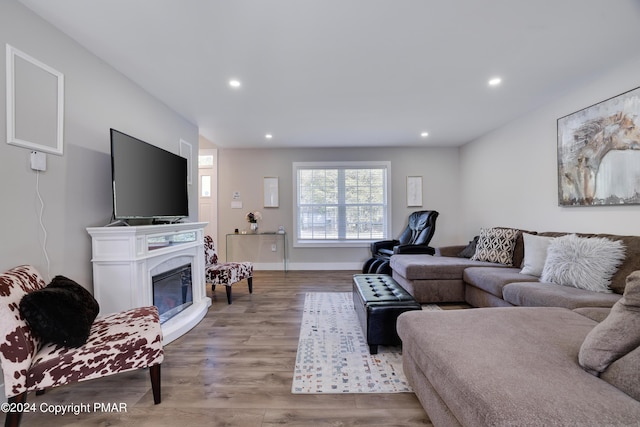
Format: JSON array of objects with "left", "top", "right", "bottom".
[
  {"left": 459, "top": 55, "right": 640, "bottom": 238},
  {"left": 217, "top": 147, "right": 461, "bottom": 269},
  {"left": 0, "top": 2, "right": 199, "bottom": 288}
]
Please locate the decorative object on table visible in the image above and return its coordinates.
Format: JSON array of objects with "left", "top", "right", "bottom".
[
  {"left": 557, "top": 86, "right": 640, "bottom": 206},
  {"left": 245, "top": 210, "right": 262, "bottom": 233},
  {"left": 263, "top": 177, "right": 279, "bottom": 208},
  {"left": 277, "top": 225, "right": 285, "bottom": 234}
]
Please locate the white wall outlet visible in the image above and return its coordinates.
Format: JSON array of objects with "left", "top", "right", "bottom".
[
  {"left": 30, "top": 151, "right": 47, "bottom": 171},
  {"left": 271, "top": 243, "right": 277, "bottom": 252}
]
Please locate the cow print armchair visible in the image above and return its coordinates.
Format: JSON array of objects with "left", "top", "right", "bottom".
[
  {"left": 0, "top": 265, "right": 164, "bottom": 427},
  {"left": 204, "top": 235, "right": 253, "bottom": 304}
]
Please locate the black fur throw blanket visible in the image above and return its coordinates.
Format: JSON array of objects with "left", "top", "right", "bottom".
[{"left": 19, "top": 275, "right": 100, "bottom": 347}]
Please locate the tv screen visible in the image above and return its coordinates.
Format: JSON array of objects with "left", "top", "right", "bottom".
[{"left": 110, "top": 129, "right": 189, "bottom": 221}]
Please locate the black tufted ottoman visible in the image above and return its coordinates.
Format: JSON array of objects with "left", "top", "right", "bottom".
[{"left": 352, "top": 274, "right": 422, "bottom": 354}]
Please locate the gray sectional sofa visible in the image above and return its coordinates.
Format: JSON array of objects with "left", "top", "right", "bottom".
[
  {"left": 391, "top": 228, "right": 640, "bottom": 426},
  {"left": 390, "top": 229, "right": 640, "bottom": 308}
]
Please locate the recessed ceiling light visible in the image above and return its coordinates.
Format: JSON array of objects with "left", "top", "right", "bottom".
[
  {"left": 420, "top": 132, "right": 429, "bottom": 138},
  {"left": 229, "top": 79, "right": 241, "bottom": 88},
  {"left": 265, "top": 134, "right": 273, "bottom": 139},
  {"left": 488, "top": 77, "right": 502, "bottom": 86}
]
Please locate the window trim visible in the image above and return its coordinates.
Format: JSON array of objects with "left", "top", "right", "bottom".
[{"left": 292, "top": 161, "right": 392, "bottom": 248}]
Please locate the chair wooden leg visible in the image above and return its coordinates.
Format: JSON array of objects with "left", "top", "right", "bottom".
[
  {"left": 150, "top": 364, "right": 161, "bottom": 404},
  {"left": 247, "top": 277, "right": 253, "bottom": 294},
  {"left": 225, "top": 285, "right": 232, "bottom": 304},
  {"left": 5, "top": 392, "right": 27, "bottom": 427}
]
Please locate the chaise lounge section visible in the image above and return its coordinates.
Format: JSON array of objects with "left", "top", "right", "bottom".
[{"left": 397, "top": 303, "right": 640, "bottom": 426}]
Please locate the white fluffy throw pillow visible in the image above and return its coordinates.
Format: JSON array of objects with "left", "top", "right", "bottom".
[{"left": 540, "top": 234, "right": 625, "bottom": 293}]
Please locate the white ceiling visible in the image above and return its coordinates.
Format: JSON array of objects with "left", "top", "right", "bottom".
[{"left": 18, "top": 0, "right": 640, "bottom": 148}]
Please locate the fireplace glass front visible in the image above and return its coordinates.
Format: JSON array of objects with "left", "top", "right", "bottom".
[{"left": 152, "top": 264, "right": 193, "bottom": 324}]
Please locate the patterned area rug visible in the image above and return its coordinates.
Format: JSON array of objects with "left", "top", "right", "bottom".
[{"left": 292, "top": 292, "right": 439, "bottom": 394}]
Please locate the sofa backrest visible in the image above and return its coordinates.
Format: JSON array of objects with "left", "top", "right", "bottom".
[{"left": 0, "top": 265, "right": 45, "bottom": 397}]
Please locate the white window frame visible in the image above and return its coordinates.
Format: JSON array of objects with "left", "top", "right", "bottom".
[{"left": 292, "top": 161, "right": 392, "bottom": 248}]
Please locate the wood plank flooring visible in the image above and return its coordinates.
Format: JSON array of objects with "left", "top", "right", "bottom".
[{"left": 17, "top": 271, "right": 433, "bottom": 426}]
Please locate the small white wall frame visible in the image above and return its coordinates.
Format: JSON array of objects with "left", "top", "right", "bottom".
[
  {"left": 6, "top": 44, "right": 64, "bottom": 155},
  {"left": 407, "top": 176, "right": 423, "bottom": 207},
  {"left": 263, "top": 177, "right": 279, "bottom": 208},
  {"left": 179, "top": 139, "right": 193, "bottom": 185}
]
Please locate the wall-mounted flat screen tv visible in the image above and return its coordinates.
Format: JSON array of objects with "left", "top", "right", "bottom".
[{"left": 110, "top": 129, "right": 188, "bottom": 221}]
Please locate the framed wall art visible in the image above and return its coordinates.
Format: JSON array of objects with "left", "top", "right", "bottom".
[
  {"left": 6, "top": 44, "right": 65, "bottom": 155},
  {"left": 263, "top": 176, "right": 279, "bottom": 208},
  {"left": 406, "top": 176, "right": 423, "bottom": 207},
  {"left": 557, "top": 86, "right": 640, "bottom": 206}
]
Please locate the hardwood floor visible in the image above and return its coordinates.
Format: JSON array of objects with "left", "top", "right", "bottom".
[{"left": 17, "top": 271, "right": 432, "bottom": 426}]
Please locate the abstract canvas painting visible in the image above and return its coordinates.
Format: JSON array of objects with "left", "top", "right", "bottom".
[{"left": 557, "top": 86, "right": 640, "bottom": 206}]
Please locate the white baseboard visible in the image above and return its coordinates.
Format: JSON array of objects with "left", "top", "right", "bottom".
[{"left": 253, "top": 262, "right": 362, "bottom": 271}]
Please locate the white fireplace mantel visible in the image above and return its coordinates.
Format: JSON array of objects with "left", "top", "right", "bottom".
[{"left": 87, "top": 222, "right": 211, "bottom": 345}]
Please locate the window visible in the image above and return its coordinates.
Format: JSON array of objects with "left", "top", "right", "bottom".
[{"left": 293, "top": 161, "right": 391, "bottom": 246}]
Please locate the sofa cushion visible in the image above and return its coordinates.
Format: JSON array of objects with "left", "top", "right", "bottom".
[
  {"left": 397, "top": 307, "right": 640, "bottom": 426},
  {"left": 540, "top": 234, "right": 625, "bottom": 293},
  {"left": 463, "top": 267, "right": 538, "bottom": 298},
  {"left": 579, "top": 271, "right": 640, "bottom": 375},
  {"left": 601, "top": 345, "right": 640, "bottom": 402},
  {"left": 520, "top": 233, "right": 554, "bottom": 276},
  {"left": 573, "top": 307, "right": 612, "bottom": 323},
  {"left": 27, "top": 306, "right": 164, "bottom": 392},
  {"left": 503, "top": 281, "right": 621, "bottom": 309},
  {"left": 390, "top": 254, "right": 502, "bottom": 280},
  {"left": 471, "top": 227, "right": 518, "bottom": 266}
]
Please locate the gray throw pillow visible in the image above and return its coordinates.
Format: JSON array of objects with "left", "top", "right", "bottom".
[
  {"left": 579, "top": 270, "right": 640, "bottom": 375},
  {"left": 457, "top": 236, "right": 479, "bottom": 258}
]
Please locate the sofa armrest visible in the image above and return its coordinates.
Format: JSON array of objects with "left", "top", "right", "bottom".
[
  {"left": 394, "top": 244, "right": 435, "bottom": 255},
  {"left": 371, "top": 240, "right": 399, "bottom": 254},
  {"left": 434, "top": 245, "right": 466, "bottom": 257}
]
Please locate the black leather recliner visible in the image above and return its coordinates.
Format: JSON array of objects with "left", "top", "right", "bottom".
[{"left": 363, "top": 210, "right": 439, "bottom": 275}]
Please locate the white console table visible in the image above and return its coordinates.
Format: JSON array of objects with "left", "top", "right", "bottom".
[{"left": 87, "top": 222, "right": 211, "bottom": 345}]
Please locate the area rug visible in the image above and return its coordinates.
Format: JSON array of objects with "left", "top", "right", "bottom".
[{"left": 292, "top": 292, "right": 440, "bottom": 394}]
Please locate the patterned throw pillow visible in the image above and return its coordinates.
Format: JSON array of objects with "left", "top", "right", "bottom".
[{"left": 471, "top": 227, "right": 519, "bottom": 266}]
